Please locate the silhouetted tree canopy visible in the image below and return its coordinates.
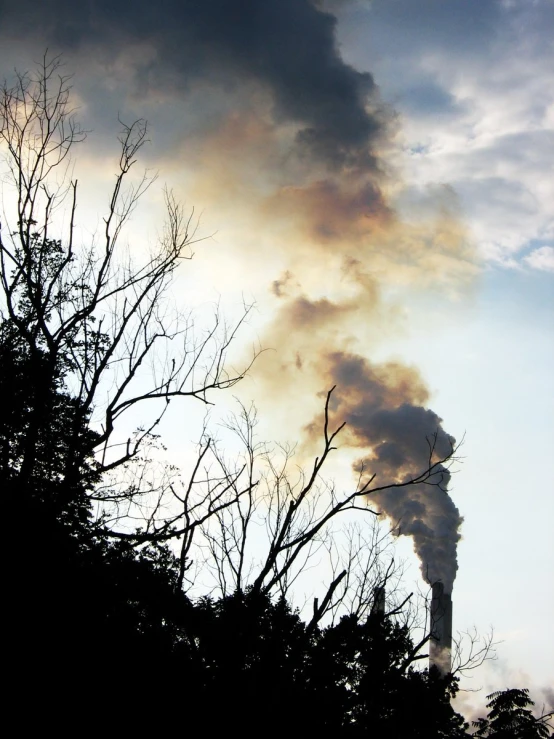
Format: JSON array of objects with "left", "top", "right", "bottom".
[{"left": 472, "top": 690, "right": 551, "bottom": 739}]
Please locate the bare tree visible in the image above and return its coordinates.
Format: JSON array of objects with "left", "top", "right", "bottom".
[
  {"left": 154, "top": 387, "right": 493, "bottom": 680},
  {"left": 451, "top": 626, "right": 497, "bottom": 677},
  {"left": 0, "top": 54, "right": 254, "bottom": 539},
  {"left": 192, "top": 390, "right": 455, "bottom": 611}
]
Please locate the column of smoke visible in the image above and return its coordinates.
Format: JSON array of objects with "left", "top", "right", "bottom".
[
  {"left": 309, "top": 353, "right": 461, "bottom": 675},
  {"left": 3, "top": 0, "right": 468, "bottom": 645},
  {"left": 309, "top": 351, "right": 463, "bottom": 592}
]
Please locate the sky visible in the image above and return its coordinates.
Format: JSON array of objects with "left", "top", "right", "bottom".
[{"left": 1, "top": 0, "right": 553, "bottom": 717}]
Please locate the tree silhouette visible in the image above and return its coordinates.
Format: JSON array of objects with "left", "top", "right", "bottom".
[
  {"left": 472, "top": 690, "right": 551, "bottom": 739},
  {"left": 0, "top": 54, "right": 254, "bottom": 548}
]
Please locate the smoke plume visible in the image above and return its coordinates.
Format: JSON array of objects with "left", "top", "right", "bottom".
[
  {"left": 1, "top": 0, "right": 385, "bottom": 170},
  {"left": 303, "top": 350, "right": 463, "bottom": 591},
  {"left": 0, "top": 0, "right": 472, "bottom": 591}
]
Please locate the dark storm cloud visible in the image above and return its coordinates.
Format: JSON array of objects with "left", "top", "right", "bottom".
[{"left": 0, "top": 0, "right": 384, "bottom": 169}]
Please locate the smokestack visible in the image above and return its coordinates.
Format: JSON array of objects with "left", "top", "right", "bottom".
[
  {"left": 371, "top": 585, "right": 386, "bottom": 616},
  {"left": 429, "top": 582, "right": 452, "bottom": 676}
]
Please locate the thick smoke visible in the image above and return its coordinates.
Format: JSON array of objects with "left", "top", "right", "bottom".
[
  {"left": 314, "top": 351, "right": 463, "bottom": 591},
  {"left": 251, "top": 277, "right": 465, "bottom": 592},
  {"left": 1, "top": 0, "right": 385, "bottom": 171},
  {"left": 0, "top": 0, "right": 469, "bottom": 590}
]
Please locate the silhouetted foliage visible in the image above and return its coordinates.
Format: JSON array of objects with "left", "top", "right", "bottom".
[
  {"left": 160, "top": 590, "right": 469, "bottom": 736},
  {"left": 472, "top": 690, "right": 551, "bottom": 739}
]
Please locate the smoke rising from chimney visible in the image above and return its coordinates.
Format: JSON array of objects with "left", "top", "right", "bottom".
[
  {"left": 303, "top": 351, "right": 463, "bottom": 591},
  {"left": 0, "top": 0, "right": 471, "bottom": 596}
]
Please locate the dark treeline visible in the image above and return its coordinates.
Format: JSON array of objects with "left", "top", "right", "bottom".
[
  {"left": 2, "top": 316, "right": 464, "bottom": 735},
  {"left": 4, "top": 337, "right": 548, "bottom": 736},
  {"left": 1, "top": 57, "right": 551, "bottom": 737}
]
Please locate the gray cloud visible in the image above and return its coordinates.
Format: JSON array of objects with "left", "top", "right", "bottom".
[
  {"left": 362, "top": 0, "right": 502, "bottom": 55},
  {"left": 334, "top": 0, "right": 554, "bottom": 269},
  {"left": 398, "top": 81, "right": 465, "bottom": 118}
]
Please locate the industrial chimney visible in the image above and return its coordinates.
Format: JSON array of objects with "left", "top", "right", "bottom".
[
  {"left": 429, "top": 582, "right": 452, "bottom": 675},
  {"left": 371, "top": 586, "right": 386, "bottom": 616}
]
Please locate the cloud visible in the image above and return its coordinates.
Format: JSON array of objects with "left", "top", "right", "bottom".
[
  {"left": 397, "top": 81, "right": 465, "bottom": 119},
  {"left": 523, "top": 246, "right": 554, "bottom": 273},
  {"left": 337, "top": 0, "right": 554, "bottom": 268}
]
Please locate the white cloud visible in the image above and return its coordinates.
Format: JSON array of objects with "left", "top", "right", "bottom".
[
  {"left": 341, "top": 0, "right": 554, "bottom": 270},
  {"left": 524, "top": 245, "right": 554, "bottom": 272}
]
